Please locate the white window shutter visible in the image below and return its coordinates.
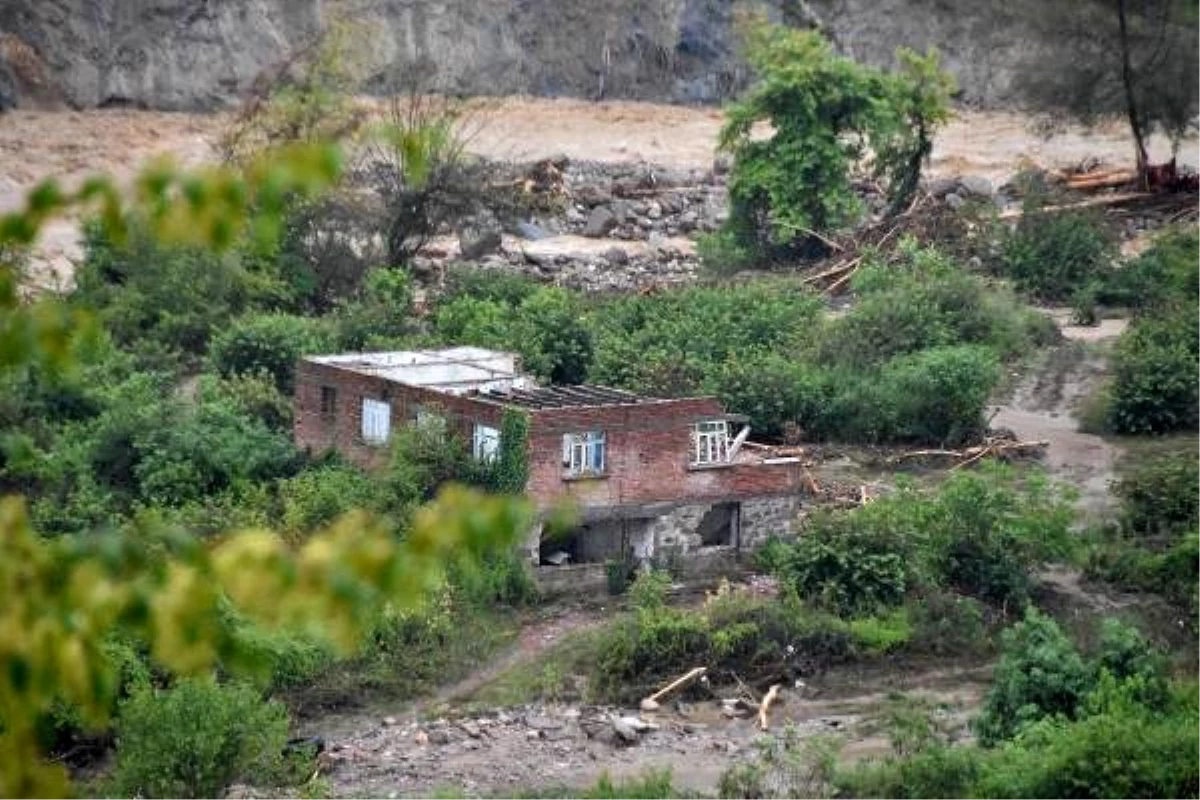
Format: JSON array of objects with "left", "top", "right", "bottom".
[{"left": 361, "top": 398, "right": 391, "bottom": 444}]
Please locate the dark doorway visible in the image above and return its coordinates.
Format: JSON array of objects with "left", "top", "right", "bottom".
[{"left": 697, "top": 502, "right": 740, "bottom": 548}]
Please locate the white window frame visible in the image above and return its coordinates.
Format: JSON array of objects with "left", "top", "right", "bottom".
[
  {"left": 691, "top": 420, "right": 730, "bottom": 465},
  {"left": 361, "top": 397, "right": 391, "bottom": 445},
  {"left": 473, "top": 423, "right": 501, "bottom": 462},
  {"left": 562, "top": 431, "right": 606, "bottom": 475}
]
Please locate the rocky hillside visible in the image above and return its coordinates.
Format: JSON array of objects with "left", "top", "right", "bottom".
[{"left": 1, "top": 0, "right": 1067, "bottom": 112}]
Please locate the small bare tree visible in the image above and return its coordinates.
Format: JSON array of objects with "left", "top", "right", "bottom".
[{"left": 357, "top": 84, "right": 518, "bottom": 267}]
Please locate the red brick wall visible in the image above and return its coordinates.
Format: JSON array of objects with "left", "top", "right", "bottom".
[
  {"left": 293, "top": 360, "right": 506, "bottom": 470},
  {"left": 294, "top": 364, "right": 801, "bottom": 507},
  {"left": 525, "top": 399, "right": 801, "bottom": 512}
]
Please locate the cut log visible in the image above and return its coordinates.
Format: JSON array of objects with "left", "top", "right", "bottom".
[
  {"left": 998, "top": 192, "right": 1150, "bottom": 220},
  {"left": 642, "top": 667, "right": 706, "bottom": 709},
  {"left": 758, "top": 684, "right": 782, "bottom": 731}
]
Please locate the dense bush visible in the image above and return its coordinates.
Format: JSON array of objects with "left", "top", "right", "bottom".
[
  {"left": 1098, "top": 228, "right": 1199, "bottom": 312},
  {"left": 998, "top": 204, "right": 1117, "bottom": 302},
  {"left": 1106, "top": 305, "right": 1199, "bottom": 434},
  {"left": 838, "top": 697, "right": 1198, "bottom": 799},
  {"left": 1113, "top": 452, "right": 1199, "bottom": 540},
  {"left": 434, "top": 285, "right": 594, "bottom": 385},
  {"left": 279, "top": 463, "right": 378, "bottom": 533},
  {"left": 588, "top": 281, "right": 822, "bottom": 397},
  {"left": 112, "top": 680, "right": 288, "bottom": 798},
  {"left": 208, "top": 313, "right": 336, "bottom": 393},
  {"left": 766, "top": 468, "right": 1073, "bottom": 614},
  {"left": 72, "top": 225, "right": 289, "bottom": 367},
  {"left": 593, "top": 577, "right": 857, "bottom": 702},
  {"left": 876, "top": 346, "right": 999, "bottom": 446},
  {"left": 974, "top": 608, "right": 1092, "bottom": 745},
  {"left": 820, "top": 244, "right": 1050, "bottom": 368},
  {"left": 975, "top": 609, "right": 1172, "bottom": 746}
]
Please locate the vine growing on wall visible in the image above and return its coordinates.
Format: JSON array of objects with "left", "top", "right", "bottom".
[{"left": 493, "top": 408, "right": 531, "bottom": 495}]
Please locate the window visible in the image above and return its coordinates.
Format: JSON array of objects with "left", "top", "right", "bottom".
[
  {"left": 563, "top": 431, "right": 606, "bottom": 475},
  {"left": 361, "top": 398, "right": 391, "bottom": 445},
  {"left": 473, "top": 423, "right": 500, "bottom": 462},
  {"left": 320, "top": 386, "right": 337, "bottom": 416},
  {"left": 691, "top": 420, "right": 730, "bottom": 465}
]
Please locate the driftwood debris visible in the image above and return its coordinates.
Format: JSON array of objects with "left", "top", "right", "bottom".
[
  {"left": 640, "top": 667, "right": 707, "bottom": 711},
  {"left": 758, "top": 684, "right": 782, "bottom": 731},
  {"left": 891, "top": 438, "right": 1048, "bottom": 468},
  {"left": 1065, "top": 168, "right": 1138, "bottom": 191},
  {"left": 997, "top": 192, "right": 1150, "bottom": 220}
]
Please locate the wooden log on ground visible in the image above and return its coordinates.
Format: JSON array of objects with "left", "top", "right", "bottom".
[
  {"left": 640, "top": 667, "right": 706, "bottom": 711},
  {"left": 758, "top": 684, "right": 782, "bottom": 731}
]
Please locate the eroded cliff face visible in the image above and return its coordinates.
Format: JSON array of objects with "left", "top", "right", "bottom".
[{"left": 0, "top": 0, "right": 1057, "bottom": 111}]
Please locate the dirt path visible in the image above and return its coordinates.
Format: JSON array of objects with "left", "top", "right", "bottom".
[
  {"left": 295, "top": 605, "right": 609, "bottom": 743},
  {"left": 990, "top": 312, "right": 1127, "bottom": 523}
]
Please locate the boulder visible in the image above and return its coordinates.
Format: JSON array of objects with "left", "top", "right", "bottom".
[
  {"left": 583, "top": 206, "right": 618, "bottom": 238},
  {"left": 958, "top": 175, "right": 995, "bottom": 198},
  {"left": 514, "top": 221, "right": 551, "bottom": 241},
  {"left": 612, "top": 718, "right": 641, "bottom": 744},
  {"left": 458, "top": 226, "right": 502, "bottom": 259}
]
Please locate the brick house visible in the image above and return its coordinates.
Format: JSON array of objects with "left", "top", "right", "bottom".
[{"left": 294, "top": 347, "right": 804, "bottom": 583}]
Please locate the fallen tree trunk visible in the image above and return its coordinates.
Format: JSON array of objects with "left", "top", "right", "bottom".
[
  {"left": 758, "top": 684, "right": 781, "bottom": 731},
  {"left": 998, "top": 192, "right": 1150, "bottom": 220},
  {"left": 641, "top": 667, "right": 706, "bottom": 711}
]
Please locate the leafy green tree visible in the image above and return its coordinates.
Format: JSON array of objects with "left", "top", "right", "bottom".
[
  {"left": 715, "top": 22, "right": 952, "bottom": 262},
  {"left": 208, "top": 312, "right": 336, "bottom": 393}
]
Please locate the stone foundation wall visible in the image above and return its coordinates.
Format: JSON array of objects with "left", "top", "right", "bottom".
[{"left": 740, "top": 495, "right": 804, "bottom": 548}]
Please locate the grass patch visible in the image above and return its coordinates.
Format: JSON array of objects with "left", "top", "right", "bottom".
[
  {"left": 283, "top": 608, "right": 520, "bottom": 717},
  {"left": 462, "top": 626, "right": 605, "bottom": 711}
]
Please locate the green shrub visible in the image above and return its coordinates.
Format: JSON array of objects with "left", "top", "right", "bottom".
[
  {"left": 877, "top": 345, "right": 999, "bottom": 446},
  {"left": 330, "top": 267, "right": 416, "bottom": 350},
  {"left": 1106, "top": 304, "right": 1198, "bottom": 435},
  {"left": 998, "top": 205, "right": 1117, "bottom": 302},
  {"left": 199, "top": 371, "right": 294, "bottom": 431},
  {"left": 821, "top": 243, "right": 1044, "bottom": 366},
  {"left": 583, "top": 769, "right": 678, "bottom": 799},
  {"left": 974, "top": 690, "right": 1198, "bottom": 799},
  {"left": 279, "top": 464, "right": 378, "bottom": 533},
  {"left": 710, "top": 354, "right": 831, "bottom": 439},
  {"left": 834, "top": 743, "right": 982, "bottom": 799},
  {"left": 974, "top": 608, "right": 1092, "bottom": 745},
  {"left": 850, "top": 609, "right": 913, "bottom": 654},
  {"left": 907, "top": 592, "right": 987, "bottom": 656},
  {"left": 112, "top": 680, "right": 288, "bottom": 798},
  {"left": 1113, "top": 452, "right": 1199, "bottom": 540},
  {"left": 208, "top": 313, "right": 336, "bottom": 393},
  {"left": 592, "top": 589, "right": 854, "bottom": 703},
  {"left": 1099, "top": 227, "right": 1199, "bottom": 312},
  {"left": 766, "top": 468, "right": 1072, "bottom": 615},
  {"left": 774, "top": 511, "right": 915, "bottom": 616},
  {"left": 72, "top": 224, "right": 288, "bottom": 364}
]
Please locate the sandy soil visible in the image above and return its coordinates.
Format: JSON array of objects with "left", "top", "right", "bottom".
[{"left": 3, "top": 98, "right": 1195, "bottom": 285}]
